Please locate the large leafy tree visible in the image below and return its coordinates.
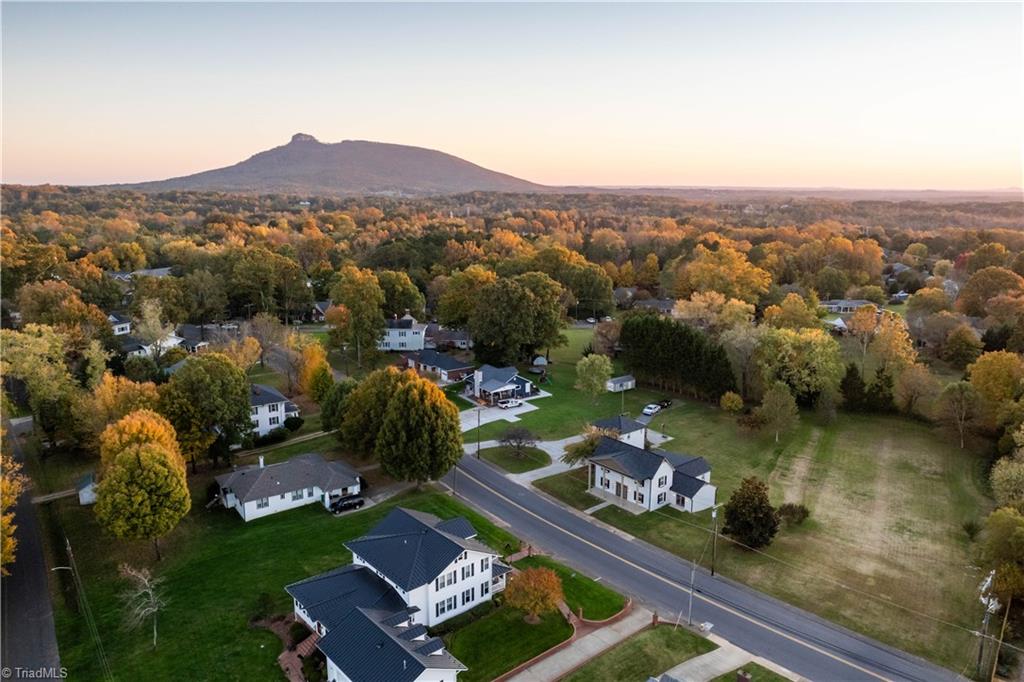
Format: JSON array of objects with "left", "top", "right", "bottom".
[
  {"left": 969, "top": 351, "right": 1024, "bottom": 415},
  {"left": 674, "top": 244, "right": 771, "bottom": 304},
  {"left": 470, "top": 278, "right": 542, "bottom": 366},
  {"left": 330, "top": 265, "right": 385, "bottom": 367},
  {"left": 99, "top": 409, "right": 182, "bottom": 473},
  {"left": 755, "top": 327, "right": 844, "bottom": 403},
  {"left": 958, "top": 267, "right": 1024, "bottom": 317},
  {"left": 437, "top": 265, "right": 498, "bottom": 329},
  {"left": 1, "top": 454, "right": 28, "bottom": 576},
  {"left": 1, "top": 325, "right": 80, "bottom": 440},
  {"left": 504, "top": 567, "right": 564, "bottom": 624},
  {"left": 94, "top": 442, "right": 191, "bottom": 561},
  {"left": 157, "top": 353, "right": 250, "bottom": 470},
  {"left": 320, "top": 378, "right": 358, "bottom": 432},
  {"left": 762, "top": 293, "right": 819, "bottom": 330},
  {"left": 74, "top": 373, "right": 160, "bottom": 452},
  {"left": 245, "top": 313, "right": 285, "bottom": 368},
  {"left": 377, "top": 270, "right": 426, "bottom": 319},
  {"left": 375, "top": 376, "right": 462, "bottom": 485},
  {"left": 756, "top": 382, "right": 799, "bottom": 443},
  {"left": 575, "top": 353, "right": 612, "bottom": 402},
  {"left": 846, "top": 305, "right": 878, "bottom": 372},
  {"left": 982, "top": 507, "right": 1024, "bottom": 599},
  {"left": 722, "top": 477, "right": 780, "bottom": 549},
  {"left": 338, "top": 368, "right": 418, "bottom": 457},
  {"left": 867, "top": 312, "right": 917, "bottom": 375},
  {"left": 183, "top": 269, "right": 227, "bottom": 332}
]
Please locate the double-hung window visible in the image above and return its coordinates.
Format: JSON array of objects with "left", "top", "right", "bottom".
[
  {"left": 291, "top": 490, "right": 304, "bottom": 501},
  {"left": 269, "top": 416, "right": 280, "bottom": 426},
  {"left": 256, "top": 497, "right": 269, "bottom": 509},
  {"left": 461, "top": 587, "right": 475, "bottom": 605},
  {"left": 480, "top": 557, "right": 490, "bottom": 571},
  {"left": 480, "top": 581, "right": 490, "bottom": 597},
  {"left": 658, "top": 475, "right": 668, "bottom": 487},
  {"left": 657, "top": 492, "right": 667, "bottom": 504},
  {"left": 269, "top": 403, "right": 280, "bottom": 412}
]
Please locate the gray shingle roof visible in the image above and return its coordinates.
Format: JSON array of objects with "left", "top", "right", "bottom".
[
  {"left": 409, "top": 350, "right": 474, "bottom": 373},
  {"left": 285, "top": 564, "right": 406, "bottom": 631},
  {"left": 592, "top": 415, "right": 645, "bottom": 435},
  {"left": 107, "top": 312, "right": 131, "bottom": 324},
  {"left": 250, "top": 383, "right": 289, "bottom": 407},
  {"left": 317, "top": 607, "right": 465, "bottom": 682},
  {"left": 344, "top": 508, "right": 493, "bottom": 591},
  {"left": 591, "top": 437, "right": 710, "bottom": 485},
  {"left": 215, "top": 453, "right": 358, "bottom": 504}
]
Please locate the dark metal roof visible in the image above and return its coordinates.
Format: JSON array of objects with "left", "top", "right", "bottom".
[
  {"left": 119, "top": 335, "right": 147, "bottom": 353},
  {"left": 344, "top": 508, "right": 493, "bottom": 591},
  {"left": 592, "top": 415, "right": 645, "bottom": 435},
  {"left": 285, "top": 564, "right": 406, "bottom": 631},
  {"left": 670, "top": 472, "right": 708, "bottom": 498},
  {"left": 317, "top": 607, "right": 465, "bottom": 682},
  {"left": 491, "top": 561, "right": 512, "bottom": 578},
  {"left": 215, "top": 453, "right": 359, "bottom": 504},
  {"left": 249, "top": 383, "right": 289, "bottom": 407},
  {"left": 409, "top": 350, "right": 474, "bottom": 373},
  {"left": 435, "top": 516, "right": 477, "bottom": 539},
  {"left": 590, "top": 437, "right": 711, "bottom": 484}
]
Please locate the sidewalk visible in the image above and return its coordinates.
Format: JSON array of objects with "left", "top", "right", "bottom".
[
  {"left": 658, "top": 640, "right": 750, "bottom": 681},
  {"left": 505, "top": 607, "right": 653, "bottom": 682}
]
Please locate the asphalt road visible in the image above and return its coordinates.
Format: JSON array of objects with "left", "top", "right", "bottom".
[
  {"left": 1, "top": 418, "right": 62, "bottom": 673},
  {"left": 444, "top": 455, "right": 964, "bottom": 682}
]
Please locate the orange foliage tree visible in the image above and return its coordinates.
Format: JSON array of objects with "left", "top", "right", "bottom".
[{"left": 504, "top": 566, "right": 564, "bottom": 624}]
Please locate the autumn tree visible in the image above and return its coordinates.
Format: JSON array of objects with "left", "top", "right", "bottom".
[
  {"left": 674, "top": 244, "right": 771, "bottom": 304},
  {"left": 99, "top": 409, "right": 182, "bottom": 473},
  {"left": 673, "top": 291, "right": 754, "bottom": 334},
  {"left": 762, "top": 293, "right": 819, "bottom": 330},
  {"left": 324, "top": 304, "right": 351, "bottom": 351},
  {"left": 591, "top": 320, "right": 621, "bottom": 356},
  {"left": 720, "top": 324, "right": 764, "bottom": 400},
  {"left": 214, "top": 337, "right": 262, "bottom": 372},
  {"left": 723, "top": 477, "right": 779, "bottom": 549},
  {"left": 95, "top": 442, "right": 191, "bottom": 560},
  {"left": 1, "top": 325, "right": 80, "bottom": 440},
  {"left": 1, "top": 454, "right": 28, "bottom": 576},
  {"left": 756, "top": 382, "right": 799, "bottom": 443},
  {"left": 339, "top": 368, "right": 418, "bottom": 456},
  {"left": 245, "top": 313, "right": 286, "bottom": 368},
  {"left": 968, "top": 351, "right": 1024, "bottom": 417},
  {"left": 375, "top": 376, "right": 462, "bottom": 485},
  {"left": 981, "top": 507, "right": 1024, "bottom": 599},
  {"left": 183, "top": 269, "right": 227, "bottom": 333},
  {"left": 562, "top": 425, "right": 615, "bottom": 466},
  {"left": 157, "top": 353, "right": 250, "bottom": 470},
  {"left": 942, "top": 324, "right": 983, "bottom": 369},
  {"left": 437, "top": 265, "right": 498, "bottom": 329},
  {"left": 893, "top": 364, "right": 939, "bottom": 418},
  {"left": 320, "top": 378, "right": 358, "bottom": 432},
  {"left": 298, "top": 342, "right": 331, "bottom": 398},
  {"left": 330, "top": 265, "right": 385, "bottom": 367},
  {"left": 958, "top": 267, "right": 1024, "bottom": 317},
  {"left": 846, "top": 305, "right": 878, "bottom": 372},
  {"left": 938, "top": 381, "right": 977, "bottom": 449},
  {"left": 504, "top": 567, "right": 564, "bottom": 624},
  {"left": 867, "top": 312, "right": 916, "bottom": 375},
  {"left": 756, "top": 327, "right": 844, "bottom": 402},
  {"left": 992, "top": 458, "right": 1024, "bottom": 509},
  {"left": 133, "top": 299, "right": 176, "bottom": 362},
  {"left": 575, "top": 353, "right": 612, "bottom": 402}
]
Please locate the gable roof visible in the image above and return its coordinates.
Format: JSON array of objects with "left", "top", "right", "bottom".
[
  {"left": 409, "top": 350, "right": 474, "bottom": 373},
  {"left": 250, "top": 383, "right": 289, "bottom": 407},
  {"left": 107, "top": 312, "right": 131, "bottom": 325},
  {"left": 314, "top": 300, "right": 332, "bottom": 315},
  {"left": 215, "top": 453, "right": 358, "bottom": 504},
  {"left": 285, "top": 564, "right": 407, "bottom": 631},
  {"left": 317, "top": 606, "right": 466, "bottom": 682},
  {"left": 344, "top": 508, "right": 493, "bottom": 591},
  {"left": 590, "top": 436, "right": 710, "bottom": 484},
  {"left": 592, "top": 415, "right": 645, "bottom": 435},
  {"left": 633, "top": 299, "right": 676, "bottom": 313},
  {"left": 474, "top": 364, "right": 527, "bottom": 393}
]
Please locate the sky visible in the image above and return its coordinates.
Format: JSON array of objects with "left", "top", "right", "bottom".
[{"left": 2, "top": 2, "right": 1022, "bottom": 190}]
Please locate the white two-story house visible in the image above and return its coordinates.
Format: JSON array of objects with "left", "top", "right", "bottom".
[
  {"left": 378, "top": 313, "right": 427, "bottom": 352},
  {"left": 249, "top": 383, "right": 300, "bottom": 437},
  {"left": 215, "top": 453, "right": 361, "bottom": 522},
  {"left": 107, "top": 312, "right": 132, "bottom": 336},
  {"left": 591, "top": 415, "right": 647, "bottom": 449},
  {"left": 286, "top": 508, "right": 511, "bottom": 682},
  {"left": 588, "top": 435, "right": 716, "bottom": 513}
]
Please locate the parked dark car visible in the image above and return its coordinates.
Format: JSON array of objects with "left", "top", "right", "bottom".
[
  {"left": 657, "top": 399, "right": 673, "bottom": 409},
  {"left": 331, "top": 494, "right": 365, "bottom": 514}
]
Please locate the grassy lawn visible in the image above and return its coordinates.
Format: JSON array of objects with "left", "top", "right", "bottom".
[
  {"left": 444, "top": 381, "right": 475, "bottom": 411},
  {"left": 478, "top": 446, "right": 551, "bottom": 473},
  {"left": 591, "top": 409, "right": 990, "bottom": 671},
  {"left": 562, "top": 625, "right": 716, "bottom": 682},
  {"left": 710, "top": 662, "right": 791, "bottom": 682},
  {"left": 45, "top": 489, "right": 520, "bottom": 681},
  {"left": 513, "top": 555, "right": 625, "bottom": 620},
  {"left": 247, "top": 365, "right": 288, "bottom": 392},
  {"left": 443, "top": 605, "right": 573, "bottom": 682},
  {"left": 533, "top": 468, "right": 601, "bottom": 511}
]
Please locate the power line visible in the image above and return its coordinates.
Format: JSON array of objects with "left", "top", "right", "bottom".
[{"left": 65, "top": 536, "right": 114, "bottom": 681}]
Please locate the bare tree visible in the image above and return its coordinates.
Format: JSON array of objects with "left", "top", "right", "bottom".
[
  {"left": 244, "top": 312, "right": 286, "bottom": 368},
  {"left": 119, "top": 564, "right": 167, "bottom": 649},
  {"left": 500, "top": 426, "right": 537, "bottom": 459}
]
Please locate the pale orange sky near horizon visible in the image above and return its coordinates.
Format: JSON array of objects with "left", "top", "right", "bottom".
[{"left": 2, "top": 3, "right": 1022, "bottom": 191}]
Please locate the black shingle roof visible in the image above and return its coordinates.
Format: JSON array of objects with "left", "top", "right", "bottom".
[
  {"left": 592, "top": 415, "right": 646, "bottom": 435},
  {"left": 344, "top": 508, "right": 493, "bottom": 591},
  {"left": 249, "top": 383, "right": 289, "bottom": 407},
  {"left": 409, "top": 350, "right": 474, "bottom": 373}
]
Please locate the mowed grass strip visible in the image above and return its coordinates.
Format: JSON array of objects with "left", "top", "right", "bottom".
[
  {"left": 562, "top": 625, "right": 717, "bottom": 682},
  {"left": 533, "top": 468, "right": 601, "bottom": 511},
  {"left": 710, "top": 662, "right": 791, "bottom": 682},
  {"left": 513, "top": 555, "right": 625, "bottom": 620},
  {"left": 478, "top": 446, "right": 551, "bottom": 474},
  {"left": 48, "top": 490, "right": 519, "bottom": 681},
  {"left": 443, "top": 606, "right": 573, "bottom": 682}
]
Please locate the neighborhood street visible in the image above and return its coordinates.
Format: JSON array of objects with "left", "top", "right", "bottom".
[{"left": 443, "top": 454, "right": 963, "bottom": 682}]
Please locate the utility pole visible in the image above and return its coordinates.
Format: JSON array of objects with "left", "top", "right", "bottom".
[
  {"left": 476, "top": 407, "right": 482, "bottom": 459},
  {"left": 686, "top": 559, "right": 697, "bottom": 626},
  {"left": 976, "top": 569, "right": 999, "bottom": 678},
  {"left": 711, "top": 504, "right": 720, "bottom": 577}
]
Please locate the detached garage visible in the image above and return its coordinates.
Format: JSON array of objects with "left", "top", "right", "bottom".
[{"left": 606, "top": 374, "right": 636, "bottom": 392}]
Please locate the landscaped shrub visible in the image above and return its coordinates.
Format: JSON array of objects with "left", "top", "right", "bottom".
[
  {"left": 719, "top": 391, "right": 743, "bottom": 413},
  {"left": 778, "top": 503, "right": 810, "bottom": 526},
  {"left": 302, "top": 651, "right": 326, "bottom": 682},
  {"left": 427, "top": 600, "right": 497, "bottom": 636},
  {"left": 288, "top": 621, "right": 310, "bottom": 650},
  {"left": 253, "top": 427, "right": 289, "bottom": 447},
  {"left": 962, "top": 519, "right": 981, "bottom": 541},
  {"left": 284, "top": 416, "right": 304, "bottom": 432}
]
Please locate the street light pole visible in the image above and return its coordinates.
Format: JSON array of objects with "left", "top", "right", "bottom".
[{"left": 476, "top": 407, "right": 482, "bottom": 459}]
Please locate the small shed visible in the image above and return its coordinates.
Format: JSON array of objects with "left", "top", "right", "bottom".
[
  {"left": 77, "top": 472, "right": 97, "bottom": 506},
  {"left": 606, "top": 374, "right": 636, "bottom": 393}
]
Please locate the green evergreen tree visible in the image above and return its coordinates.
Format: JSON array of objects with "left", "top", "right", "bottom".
[
  {"left": 375, "top": 377, "right": 462, "bottom": 485},
  {"left": 722, "top": 477, "right": 779, "bottom": 549},
  {"left": 866, "top": 367, "right": 895, "bottom": 412},
  {"left": 840, "top": 363, "right": 868, "bottom": 412}
]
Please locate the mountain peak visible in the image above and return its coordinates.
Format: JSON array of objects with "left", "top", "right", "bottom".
[{"left": 289, "top": 133, "right": 319, "bottom": 144}]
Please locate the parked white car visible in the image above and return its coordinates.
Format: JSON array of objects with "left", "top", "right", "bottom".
[
  {"left": 498, "top": 399, "right": 524, "bottom": 409},
  {"left": 585, "top": 317, "right": 597, "bottom": 324},
  {"left": 642, "top": 403, "right": 662, "bottom": 416}
]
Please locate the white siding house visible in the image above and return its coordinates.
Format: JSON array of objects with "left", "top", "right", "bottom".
[
  {"left": 591, "top": 415, "right": 647, "bottom": 449},
  {"left": 107, "top": 312, "right": 132, "bottom": 336},
  {"left": 249, "top": 383, "right": 300, "bottom": 437},
  {"left": 379, "top": 313, "right": 427, "bottom": 352},
  {"left": 215, "top": 453, "right": 360, "bottom": 522}
]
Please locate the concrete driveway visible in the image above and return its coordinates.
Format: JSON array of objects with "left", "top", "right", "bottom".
[{"left": 458, "top": 391, "right": 552, "bottom": 433}]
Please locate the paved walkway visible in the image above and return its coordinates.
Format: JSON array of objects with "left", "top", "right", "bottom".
[
  {"left": 659, "top": 639, "right": 751, "bottom": 681},
  {"left": 31, "top": 488, "right": 76, "bottom": 504},
  {"left": 583, "top": 500, "right": 611, "bottom": 515},
  {"left": 505, "top": 607, "right": 654, "bottom": 682}
]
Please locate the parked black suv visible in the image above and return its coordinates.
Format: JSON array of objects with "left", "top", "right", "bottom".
[
  {"left": 657, "top": 399, "right": 673, "bottom": 409},
  {"left": 331, "top": 494, "right": 365, "bottom": 514}
]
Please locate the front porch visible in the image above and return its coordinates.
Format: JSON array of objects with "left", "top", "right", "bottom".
[{"left": 587, "top": 485, "right": 648, "bottom": 516}]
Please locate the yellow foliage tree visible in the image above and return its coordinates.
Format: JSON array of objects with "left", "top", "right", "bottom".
[
  {"left": 1, "top": 454, "right": 28, "bottom": 576},
  {"left": 298, "top": 341, "right": 330, "bottom": 397},
  {"left": 216, "top": 337, "right": 262, "bottom": 372},
  {"left": 504, "top": 566, "right": 564, "bottom": 624},
  {"left": 675, "top": 244, "right": 771, "bottom": 304},
  {"left": 99, "top": 409, "right": 182, "bottom": 474},
  {"left": 868, "top": 312, "right": 917, "bottom": 374}
]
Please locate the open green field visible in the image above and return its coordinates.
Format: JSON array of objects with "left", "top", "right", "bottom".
[
  {"left": 45, "top": 489, "right": 519, "bottom": 681},
  {"left": 711, "top": 663, "right": 790, "bottom": 682},
  {"left": 479, "top": 446, "right": 551, "bottom": 473},
  {"left": 443, "top": 605, "right": 573, "bottom": 682},
  {"left": 513, "top": 555, "right": 625, "bottom": 620},
  {"left": 562, "top": 625, "right": 716, "bottom": 682},
  {"left": 522, "top": 326, "right": 992, "bottom": 671}
]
